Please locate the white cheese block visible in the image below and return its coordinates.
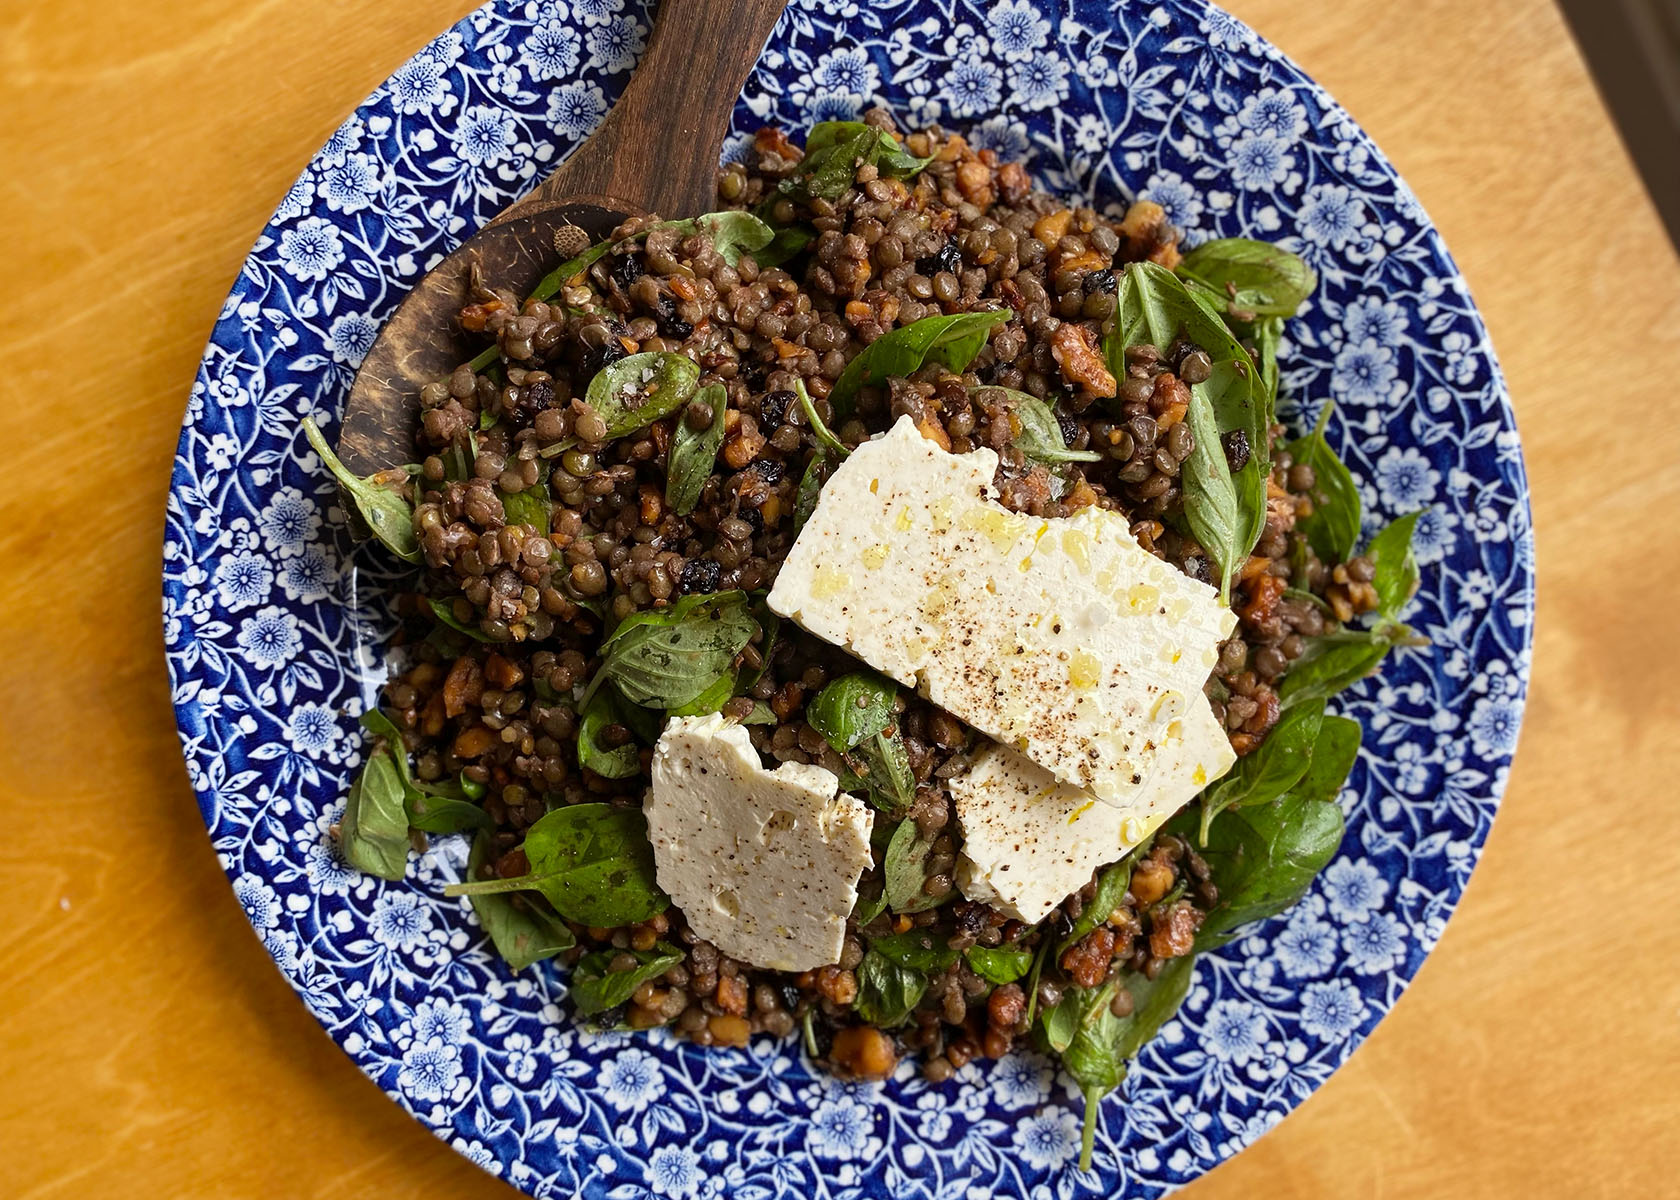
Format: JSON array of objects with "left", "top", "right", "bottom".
[
  {"left": 645, "top": 714, "right": 875, "bottom": 972},
  {"left": 767, "top": 415, "right": 1237, "bottom": 810},
  {"left": 952, "top": 704, "right": 1235, "bottom": 922}
]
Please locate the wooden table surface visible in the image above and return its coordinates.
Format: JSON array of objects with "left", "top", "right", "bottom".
[{"left": 3, "top": 0, "right": 1677, "bottom": 1195}]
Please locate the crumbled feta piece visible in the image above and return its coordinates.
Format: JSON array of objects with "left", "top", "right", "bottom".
[
  {"left": 645, "top": 714, "right": 875, "bottom": 972},
  {"left": 768, "top": 416, "right": 1236, "bottom": 810},
  {"left": 952, "top": 704, "right": 1235, "bottom": 922}
]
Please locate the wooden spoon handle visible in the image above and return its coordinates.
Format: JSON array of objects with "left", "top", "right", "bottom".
[{"left": 521, "top": 0, "right": 789, "bottom": 219}]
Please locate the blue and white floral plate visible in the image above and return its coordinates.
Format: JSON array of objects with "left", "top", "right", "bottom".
[{"left": 164, "top": 1, "right": 1532, "bottom": 1195}]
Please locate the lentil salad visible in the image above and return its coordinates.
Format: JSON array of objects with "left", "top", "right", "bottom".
[{"left": 306, "top": 110, "right": 1423, "bottom": 1166}]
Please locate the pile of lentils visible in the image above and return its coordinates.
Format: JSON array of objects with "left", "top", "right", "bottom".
[{"left": 380, "top": 109, "right": 1379, "bottom": 1081}]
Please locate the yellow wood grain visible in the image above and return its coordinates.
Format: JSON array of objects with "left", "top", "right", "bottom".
[{"left": 1, "top": 1, "right": 1676, "bottom": 1196}]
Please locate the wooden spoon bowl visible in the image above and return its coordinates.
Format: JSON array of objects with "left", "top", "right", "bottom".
[{"left": 336, "top": 0, "right": 788, "bottom": 476}]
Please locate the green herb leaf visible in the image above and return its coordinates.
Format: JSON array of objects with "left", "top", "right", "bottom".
[
  {"left": 1285, "top": 402, "right": 1361, "bottom": 563},
  {"left": 445, "top": 803, "right": 667, "bottom": 927},
  {"left": 462, "top": 830, "right": 575, "bottom": 971},
  {"left": 529, "top": 237, "right": 618, "bottom": 304},
  {"left": 738, "top": 700, "right": 778, "bottom": 725},
  {"left": 1178, "top": 238, "right": 1317, "bottom": 318},
  {"left": 974, "top": 386, "right": 1103, "bottom": 466},
  {"left": 338, "top": 749, "right": 410, "bottom": 880},
  {"left": 1198, "top": 700, "right": 1326, "bottom": 841},
  {"left": 882, "top": 819, "right": 946, "bottom": 913},
  {"left": 755, "top": 223, "right": 813, "bottom": 268},
  {"left": 301, "top": 417, "right": 421, "bottom": 563},
  {"left": 1365, "top": 511, "right": 1423, "bottom": 619},
  {"left": 1037, "top": 993, "right": 1080, "bottom": 1054},
  {"left": 664, "top": 382, "right": 728, "bottom": 515},
  {"left": 688, "top": 211, "right": 775, "bottom": 266},
  {"left": 1060, "top": 854, "right": 1143, "bottom": 953},
  {"left": 666, "top": 668, "right": 738, "bottom": 717},
  {"left": 500, "top": 484, "right": 551, "bottom": 535},
  {"left": 1114, "top": 263, "right": 1267, "bottom": 600},
  {"left": 855, "top": 729, "right": 916, "bottom": 815},
  {"left": 870, "top": 929, "right": 960, "bottom": 973},
  {"left": 1060, "top": 955, "right": 1198, "bottom": 1171},
  {"left": 966, "top": 945, "right": 1034, "bottom": 985},
  {"left": 1278, "top": 633, "right": 1398, "bottom": 709},
  {"left": 828, "top": 309, "right": 1011, "bottom": 416},
  {"left": 586, "top": 590, "right": 757, "bottom": 710},
  {"left": 577, "top": 689, "right": 641, "bottom": 779},
  {"left": 806, "top": 672, "right": 897, "bottom": 752},
  {"left": 852, "top": 948, "right": 928, "bottom": 1027},
  {"left": 568, "top": 943, "right": 684, "bottom": 1016},
  {"left": 584, "top": 351, "right": 701, "bottom": 442},
  {"left": 792, "top": 453, "right": 830, "bottom": 536},
  {"left": 427, "top": 596, "right": 495, "bottom": 642},
  {"left": 783, "top": 122, "right": 933, "bottom": 203},
  {"left": 794, "top": 378, "right": 849, "bottom": 458},
  {"left": 1173, "top": 743, "right": 1349, "bottom": 951}
]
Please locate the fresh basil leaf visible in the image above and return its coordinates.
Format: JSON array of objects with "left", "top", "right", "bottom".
[
  {"left": 794, "top": 378, "right": 849, "bottom": 459},
  {"left": 1037, "top": 993, "right": 1080, "bottom": 1054},
  {"left": 583, "top": 351, "right": 701, "bottom": 442},
  {"left": 1365, "top": 511, "right": 1423, "bottom": 619},
  {"left": 975, "top": 386, "right": 1102, "bottom": 466},
  {"left": 1278, "top": 634, "right": 1397, "bottom": 709},
  {"left": 692, "top": 211, "right": 775, "bottom": 267},
  {"left": 856, "top": 729, "right": 916, "bottom": 815},
  {"left": 577, "top": 689, "right": 641, "bottom": 779},
  {"left": 792, "top": 452, "right": 830, "bottom": 536},
  {"left": 446, "top": 803, "right": 667, "bottom": 927},
  {"left": 966, "top": 945, "right": 1034, "bottom": 985},
  {"left": 1286, "top": 401, "right": 1361, "bottom": 563},
  {"left": 666, "top": 668, "right": 738, "bottom": 717},
  {"left": 664, "top": 382, "right": 728, "bottom": 515},
  {"left": 806, "top": 672, "right": 897, "bottom": 752},
  {"left": 1251, "top": 315, "right": 1282, "bottom": 416},
  {"left": 500, "top": 483, "right": 551, "bottom": 535},
  {"left": 403, "top": 778, "right": 494, "bottom": 834},
  {"left": 870, "top": 929, "right": 960, "bottom": 973},
  {"left": 828, "top": 309, "right": 1011, "bottom": 416},
  {"left": 1199, "top": 700, "right": 1326, "bottom": 841},
  {"left": 755, "top": 223, "right": 813, "bottom": 268},
  {"left": 568, "top": 943, "right": 684, "bottom": 1016},
  {"left": 882, "top": 819, "right": 945, "bottom": 913},
  {"left": 586, "top": 590, "right": 757, "bottom": 710},
  {"left": 1060, "top": 854, "right": 1143, "bottom": 953},
  {"left": 783, "top": 122, "right": 933, "bottom": 203},
  {"left": 427, "top": 596, "right": 495, "bottom": 642},
  {"left": 1293, "top": 714, "right": 1362, "bottom": 805},
  {"left": 1172, "top": 755, "right": 1348, "bottom": 951},
  {"left": 1178, "top": 238, "right": 1317, "bottom": 318},
  {"left": 463, "top": 830, "right": 575, "bottom": 971},
  {"left": 738, "top": 700, "right": 778, "bottom": 725},
  {"left": 338, "top": 749, "right": 409, "bottom": 880},
  {"left": 301, "top": 417, "right": 421, "bottom": 563},
  {"left": 1115, "top": 263, "right": 1267, "bottom": 600},
  {"left": 529, "top": 236, "right": 617, "bottom": 303},
  {"left": 852, "top": 948, "right": 928, "bottom": 1027},
  {"left": 1062, "top": 954, "right": 1197, "bottom": 1171}
]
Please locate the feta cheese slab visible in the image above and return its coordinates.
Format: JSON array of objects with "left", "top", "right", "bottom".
[
  {"left": 953, "top": 704, "right": 1236, "bottom": 922},
  {"left": 645, "top": 714, "right": 875, "bottom": 972},
  {"left": 768, "top": 416, "right": 1236, "bottom": 810}
]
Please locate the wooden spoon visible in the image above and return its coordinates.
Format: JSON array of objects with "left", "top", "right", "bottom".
[{"left": 336, "top": 0, "right": 789, "bottom": 475}]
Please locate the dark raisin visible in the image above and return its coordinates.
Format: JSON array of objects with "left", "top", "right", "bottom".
[
  {"left": 578, "top": 336, "right": 627, "bottom": 380},
  {"left": 1082, "top": 268, "right": 1116, "bottom": 295},
  {"left": 507, "top": 378, "right": 556, "bottom": 429},
  {"left": 657, "top": 296, "right": 693, "bottom": 340},
  {"left": 917, "top": 241, "right": 962, "bottom": 277},
  {"left": 1222, "top": 429, "right": 1251, "bottom": 472},
  {"left": 747, "top": 458, "right": 786, "bottom": 486},
  {"left": 679, "top": 558, "right": 723, "bottom": 594},
  {"left": 1181, "top": 554, "right": 1212, "bottom": 584},
  {"left": 761, "top": 389, "right": 795, "bottom": 427},
  {"left": 1054, "top": 407, "right": 1080, "bottom": 449},
  {"left": 610, "top": 253, "right": 643, "bottom": 290},
  {"left": 739, "top": 506, "right": 764, "bottom": 535}
]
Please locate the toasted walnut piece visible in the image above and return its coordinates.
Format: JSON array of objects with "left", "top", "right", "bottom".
[{"left": 1049, "top": 323, "right": 1117, "bottom": 406}]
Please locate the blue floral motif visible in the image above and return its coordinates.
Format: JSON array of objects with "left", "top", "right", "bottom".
[{"left": 165, "top": 3, "right": 1533, "bottom": 1197}]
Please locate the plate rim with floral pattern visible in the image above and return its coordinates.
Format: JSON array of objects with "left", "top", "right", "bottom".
[{"left": 163, "top": 1, "right": 1533, "bottom": 1196}]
